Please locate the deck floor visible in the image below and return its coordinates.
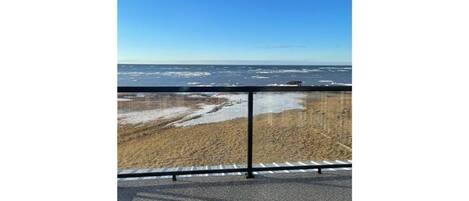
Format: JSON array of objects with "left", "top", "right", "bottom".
[{"left": 118, "top": 170, "right": 351, "bottom": 201}]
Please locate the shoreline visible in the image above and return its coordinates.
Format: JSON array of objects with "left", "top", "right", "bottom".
[{"left": 118, "top": 92, "right": 307, "bottom": 128}]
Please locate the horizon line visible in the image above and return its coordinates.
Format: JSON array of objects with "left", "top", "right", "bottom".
[
  {"left": 117, "top": 60, "right": 351, "bottom": 66},
  {"left": 118, "top": 63, "right": 352, "bottom": 66}
]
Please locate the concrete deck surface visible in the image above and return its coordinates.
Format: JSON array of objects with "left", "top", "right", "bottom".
[{"left": 118, "top": 170, "right": 351, "bottom": 201}]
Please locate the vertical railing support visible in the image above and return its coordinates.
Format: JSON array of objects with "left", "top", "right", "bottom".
[{"left": 246, "top": 91, "right": 255, "bottom": 178}]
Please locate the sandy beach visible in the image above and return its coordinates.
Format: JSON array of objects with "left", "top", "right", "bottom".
[{"left": 118, "top": 92, "right": 351, "bottom": 169}]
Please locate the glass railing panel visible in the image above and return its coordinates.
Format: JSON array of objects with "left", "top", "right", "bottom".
[
  {"left": 253, "top": 91, "right": 352, "bottom": 165},
  {"left": 118, "top": 92, "right": 247, "bottom": 170}
]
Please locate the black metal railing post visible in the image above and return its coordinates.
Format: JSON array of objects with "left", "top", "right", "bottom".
[{"left": 246, "top": 91, "right": 255, "bottom": 178}]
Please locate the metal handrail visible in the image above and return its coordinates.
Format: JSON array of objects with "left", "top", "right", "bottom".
[
  {"left": 118, "top": 86, "right": 352, "bottom": 180},
  {"left": 118, "top": 86, "right": 351, "bottom": 93}
]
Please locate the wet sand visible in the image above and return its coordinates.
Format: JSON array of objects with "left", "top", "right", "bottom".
[{"left": 118, "top": 92, "right": 351, "bottom": 169}]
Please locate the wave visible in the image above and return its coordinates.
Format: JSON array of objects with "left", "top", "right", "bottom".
[
  {"left": 256, "top": 69, "right": 323, "bottom": 74},
  {"left": 266, "top": 83, "right": 299, "bottom": 86},
  {"left": 118, "top": 71, "right": 211, "bottom": 78},
  {"left": 319, "top": 67, "right": 352, "bottom": 70},
  {"left": 195, "top": 84, "right": 214, "bottom": 87},
  {"left": 318, "top": 80, "right": 334, "bottom": 83},
  {"left": 332, "top": 83, "right": 352, "bottom": 86},
  {"left": 251, "top": 75, "right": 269, "bottom": 79}
]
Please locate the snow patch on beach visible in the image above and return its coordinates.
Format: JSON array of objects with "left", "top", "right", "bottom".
[
  {"left": 187, "top": 94, "right": 209, "bottom": 98},
  {"left": 118, "top": 107, "right": 191, "bottom": 124},
  {"left": 175, "top": 93, "right": 306, "bottom": 127},
  {"left": 171, "top": 104, "right": 219, "bottom": 127},
  {"left": 118, "top": 93, "right": 307, "bottom": 127}
]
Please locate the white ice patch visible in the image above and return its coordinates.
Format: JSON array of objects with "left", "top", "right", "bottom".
[
  {"left": 187, "top": 94, "right": 207, "bottom": 98},
  {"left": 175, "top": 93, "right": 306, "bottom": 127},
  {"left": 118, "top": 107, "right": 191, "bottom": 124},
  {"left": 171, "top": 104, "right": 219, "bottom": 127},
  {"left": 117, "top": 98, "right": 132, "bottom": 102}
]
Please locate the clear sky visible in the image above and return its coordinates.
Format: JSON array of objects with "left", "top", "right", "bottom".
[{"left": 118, "top": 0, "right": 351, "bottom": 65}]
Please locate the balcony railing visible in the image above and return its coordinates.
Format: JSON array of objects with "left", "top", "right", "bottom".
[{"left": 117, "top": 86, "right": 352, "bottom": 180}]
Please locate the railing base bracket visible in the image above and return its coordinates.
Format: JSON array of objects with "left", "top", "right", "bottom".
[{"left": 245, "top": 172, "right": 255, "bottom": 179}]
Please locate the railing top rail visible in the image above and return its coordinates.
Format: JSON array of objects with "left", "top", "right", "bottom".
[{"left": 118, "top": 86, "right": 352, "bottom": 93}]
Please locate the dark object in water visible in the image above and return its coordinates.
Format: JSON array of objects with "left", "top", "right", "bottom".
[{"left": 286, "top": 80, "right": 303, "bottom": 86}]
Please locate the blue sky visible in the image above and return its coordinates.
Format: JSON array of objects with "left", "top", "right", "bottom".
[{"left": 118, "top": 0, "right": 351, "bottom": 65}]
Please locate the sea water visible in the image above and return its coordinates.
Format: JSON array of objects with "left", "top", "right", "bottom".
[{"left": 118, "top": 64, "right": 351, "bottom": 86}]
